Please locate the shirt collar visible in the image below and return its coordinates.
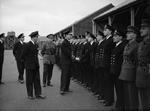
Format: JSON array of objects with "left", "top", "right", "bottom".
[
  {"left": 30, "top": 40, "right": 35, "bottom": 44},
  {"left": 106, "top": 35, "right": 112, "bottom": 40},
  {"left": 98, "top": 39, "right": 104, "bottom": 45},
  {"left": 116, "top": 41, "right": 122, "bottom": 47},
  {"left": 90, "top": 41, "right": 94, "bottom": 45},
  {"left": 20, "top": 41, "right": 23, "bottom": 44}
]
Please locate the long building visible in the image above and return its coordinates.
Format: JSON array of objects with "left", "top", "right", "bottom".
[{"left": 54, "top": 3, "right": 114, "bottom": 36}]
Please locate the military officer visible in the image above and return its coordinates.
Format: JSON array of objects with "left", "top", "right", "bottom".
[
  {"left": 41, "top": 34, "right": 56, "bottom": 87},
  {"left": 136, "top": 18, "right": 150, "bottom": 110},
  {"left": 119, "top": 26, "right": 139, "bottom": 110},
  {"left": 20, "top": 31, "right": 45, "bottom": 99},
  {"left": 60, "top": 33, "right": 73, "bottom": 95},
  {"left": 111, "top": 29, "right": 127, "bottom": 110},
  {"left": 93, "top": 31, "right": 106, "bottom": 101},
  {"left": 103, "top": 24, "right": 115, "bottom": 106},
  {"left": 0, "top": 33, "right": 5, "bottom": 84},
  {"left": 13, "top": 33, "right": 25, "bottom": 84}
]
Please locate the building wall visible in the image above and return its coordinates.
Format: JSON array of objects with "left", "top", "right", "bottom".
[{"left": 73, "top": 4, "right": 114, "bottom": 36}]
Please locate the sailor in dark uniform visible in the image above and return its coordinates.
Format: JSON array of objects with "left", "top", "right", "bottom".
[
  {"left": 93, "top": 31, "right": 106, "bottom": 100},
  {"left": 110, "top": 29, "right": 127, "bottom": 110},
  {"left": 103, "top": 24, "right": 115, "bottom": 106},
  {"left": 20, "top": 31, "right": 46, "bottom": 99},
  {"left": 60, "top": 33, "right": 73, "bottom": 95},
  {"left": 0, "top": 33, "right": 5, "bottom": 84},
  {"left": 13, "top": 33, "right": 25, "bottom": 84}
]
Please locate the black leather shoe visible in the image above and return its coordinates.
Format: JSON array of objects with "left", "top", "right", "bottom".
[
  {"left": 36, "top": 95, "right": 46, "bottom": 99},
  {"left": 0, "top": 81, "right": 4, "bottom": 84},
  {"left": 60, "top": 91, "right": 65, "bottom": 95},
  {"left": 43, "top": 84, "right": 46, "bottom": 87},
  {"left": 47, "top": 83, "right": 53, "bottom": 87},
  {"left": 28, "top": 96, "right": 35, "bottom": 100},
  {"left": 20, "top": 80, "right": 24, "bottom": 84}
]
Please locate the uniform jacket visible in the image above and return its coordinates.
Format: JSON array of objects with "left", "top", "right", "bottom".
[
  {"left": 70, "top": 42, "right": 76, "bottom": 62},
  {"left": 110, "top": 41, "right": 127, "bottom": 77},
  {"left": 0, "top": 41, "right": 4, "bottom": 62},
  {"left": 74, "top": 42, "right": 82, "bottom": 61},
  {"left": 94, "top": 39, "right": 106, "bottom": 69},
  {"left": 119, "top": 40, "right": 138, "bottom": 81},
  {"left": 103, "top": 35, "right": 115, "bottom": 68},
  {"left": 89, "top": 41, "right": 97, "bottom": 67},
  {"left": 41, "top": 40, "right": 56, "bottom": 64},
  {"left": 136, "top": 37, "right": 150, "bottom": 88},
  {"left": 20, "top": 41, "right": 39, "bottom": 70},
  {"left": 60, "top": 39, "right": 72, "bottom": 65},
  {"left": 77, "top": 42, "right": 88, "bottom": 63},
  {"left": 13, "top": 41, "right": 24, "bottom": 61}
]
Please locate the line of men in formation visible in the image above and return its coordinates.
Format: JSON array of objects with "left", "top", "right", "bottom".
[
  {"left": 0, "top": 17, "right": 149, "bottom": 111},
  {"left": 55, "top": 17, "right": 150, "bottom": 111}
]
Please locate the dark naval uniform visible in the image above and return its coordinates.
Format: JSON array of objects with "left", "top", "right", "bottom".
[
  {"left": 0, "top": 33, "right": 5, "bottom": 84},
  {"left": 13, "top": 33, "right": 25, "bottom": 82},
  {"left": 103, "top": 34, "right": 115, "bottom": 105},
  {"left": 93, "top": 39, "right": 106, "bottom": 99},
  {"left": 110, "top": 40, "right": 127, "bottom": 110},
  {"left": 20, "top": 31, "right": 44, "bottom": 99},
  {"left": 60, "top": 38, "right": 72, "bottom": 92}
]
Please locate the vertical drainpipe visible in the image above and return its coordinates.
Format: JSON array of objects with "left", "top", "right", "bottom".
[
  {"left": 92, "top": 20, "right": 96, "bottom": 35},
  {"left": 108, "top": 16, "right": 112, "bottom": 25},
  {"left": 131, "top": 8, "right": 135, "bottom": 26}
]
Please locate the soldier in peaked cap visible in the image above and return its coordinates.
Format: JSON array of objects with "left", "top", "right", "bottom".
[
  {"left": 29, "top": 31, "right": 39, "bottom": 38},
  {"left": 41, "top": 34, "right": 56, "bottom": 87},
  {"left": 60, "top": 33, "right": 73, "bottom": 95},
  {"left": 13, "top": 33, "right": 25, "bottom": 84},
  {"left": 136, "top": 18, "right": 150, "bottom": 110},
  {"left": 20, "top": 31, "right": 46, "bottom": 99},
  {"left": 0, "top": 33, "right": 5, "bottom": 84},
  {"left": 102, "top": 24, "right": 115, "bottom": 106},
  {"left": 110, "top": 29, "right": 127, "bottom": 110},
  {"left": 119, "top": 25, "right": 139, "bottom": 110}
]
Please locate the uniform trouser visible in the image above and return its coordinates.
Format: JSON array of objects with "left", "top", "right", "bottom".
[
  {"left": 81, "top": 62, "right": 89, "bottom": 85},
  {"left": 72, "top": 62, "right": 78, "bottom": 80},
  {"left": 138, "top": 88, "right": 150, "bottom": 111},
  {"left": 103, "top": 68, "right": 114, "bottom": 103},
  {"left": 77, "top": 62, "right": 82, "bottom": 82},
  {"left": 123, "top": 81, "right": 139, "bottom": 111},
  {"left": 86, "top": 64, "right": 92, "bottom": 87},
  {"left": 80, "top": 63, "right": 86, "bottom": 84},
  {"left": 88, "top": 66, "right": 94, "bottom": 89},
  {"left": 16, "top": 60, "right": 25, "bottom": 80},
  {"left": 60, "top": 64, "right": 71, "bottom": 91},
  {"left": 112, "top": 75, "right": 124, "bottom": 110},
  {"left": 26, "top": 69, "right": 41, "bottom": 97},
  {"left": 93, "top": 67, "right": 104, "bottom": 97},
  {"left": 0, "top": 57, "right": 4, "bottom": 82},
  {"left": 43, "top": 63, "right": 53, "bottom": 85}
]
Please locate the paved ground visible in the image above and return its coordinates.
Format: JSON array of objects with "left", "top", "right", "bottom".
[{"left": 0, "top": 50, "right": 113, "bottom": 111}]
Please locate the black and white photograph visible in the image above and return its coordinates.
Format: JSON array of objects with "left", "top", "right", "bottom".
[{"left": 0, "top": 0, "right": 150, "bottom": 111}]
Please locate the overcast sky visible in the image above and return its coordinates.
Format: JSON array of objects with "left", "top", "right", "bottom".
[{"left": 0, "top": 0, "right": 126, "bottom": 37}]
